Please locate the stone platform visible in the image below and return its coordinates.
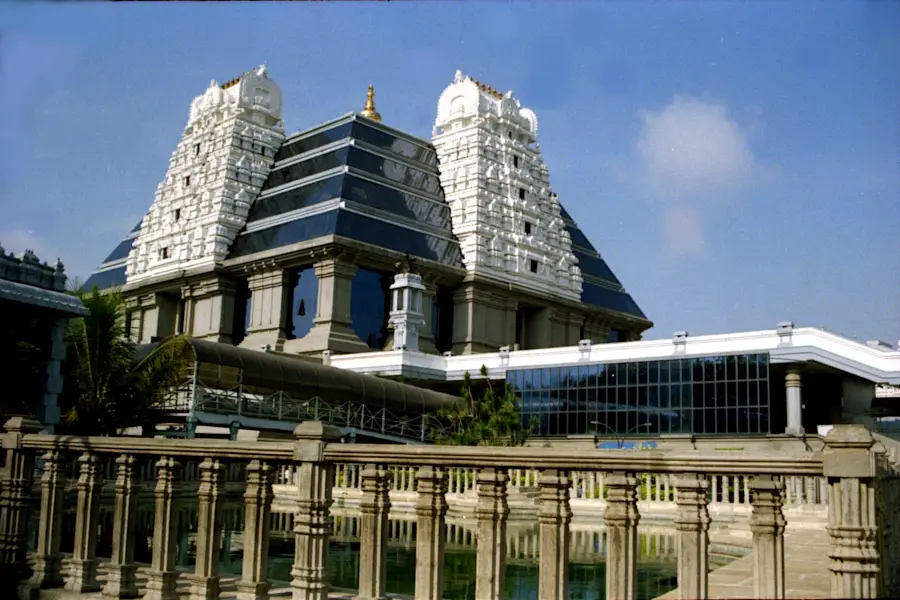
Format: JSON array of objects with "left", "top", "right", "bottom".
[{"left": 656, "top": 529, "right": 830, "bottom": 599}]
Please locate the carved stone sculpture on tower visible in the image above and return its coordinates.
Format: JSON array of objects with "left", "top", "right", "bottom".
[
  {"left": 432, "top": 71, "right": 582, "bottom": 302},
  {"left": 125, "top": 66, "right": 286, "bottom": 284}
]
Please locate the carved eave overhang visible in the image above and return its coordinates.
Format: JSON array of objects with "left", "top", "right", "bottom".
[
  {"left": 221, "top": 236, "right": 467, "bottom": 288},
  {"left": 119, "top": 263, "right": 230, "bottom": 298}
]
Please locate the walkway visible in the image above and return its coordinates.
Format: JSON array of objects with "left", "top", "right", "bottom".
[{"left": 657, "top": 529, "right": 831, "bottom": 599}]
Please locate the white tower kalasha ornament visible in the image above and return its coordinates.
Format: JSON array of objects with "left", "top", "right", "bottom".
[
  {"left": 432, "top": 70, "right": 583, "bottom": 301},
  {"left": 388, "top": 259, "right": 426, "bottom": 352},
  {"left": 126, "top": 65, "right": 285, "bottom": 283}
]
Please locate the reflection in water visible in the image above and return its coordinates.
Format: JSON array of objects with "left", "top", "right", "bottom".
[{"left": 50, "top": 508, "right": 679, "bottom": 600}]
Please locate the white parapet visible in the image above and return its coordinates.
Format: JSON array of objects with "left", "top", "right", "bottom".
[
  {"left": 126, "top": 65, "right": 286, "bottom": 283},
  {"left": 432, "top": 70, "right": 583, "bottom": 301}
]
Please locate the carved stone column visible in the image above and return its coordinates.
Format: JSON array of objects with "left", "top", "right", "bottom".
[
  {"left": 291, "top": 256, "right": 369, "bottom": 354},
  {"left": 236, "top": 460, "right": 275, "bottom": 600},
  {"left": 66, "top": 453, "right": 103, "bottom": 592},
  {"left": 184, "top": 276, "right": 237, "bottom": 343},
  {"left": 475, "top": 467, "right": 509, "bottom": 600},
  {"left": 749, "top": 474, "right": 786, "bottom": 599},
  {"left": 144, "top": 456, "right": 181, "bottom": 600},
  {"left": 187, "top": 458, "right": 226, "bottom": 600},
  {"left": 356, "top": 464, "right": 392, "bottom": 600},
  {"left": 291, "top": 422, "right": 340, "bottom": 600},
  {"left": 103, "top": 454, "right": 140, "bottom": 599},
  {"left": 538, "top": 469, "right": 571, "bottom": 600},
  {"left": 0, "top": 417, "right": 42, "bottom": 581},
  {"left": 673, "top": 474, "right": 710, "bottom": 600},
  {"left": 30, "top": 450, "right": 65, "bottom": 588},
  {"left": 823, "top": 425, "right": 881, "bottom": 598},
  {"left": 605, "top": 472, "right": 640, "bottom": 600},
  {"left": 415, "top": 466, "right": 448, "bottom": 600},
  {"left": 241, "top": 267, "right": 291, "bottom": 351}
]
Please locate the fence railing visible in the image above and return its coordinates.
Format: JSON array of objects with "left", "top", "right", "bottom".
[{"left": 1, "top": 417, "right": 897, "bottom": 600}]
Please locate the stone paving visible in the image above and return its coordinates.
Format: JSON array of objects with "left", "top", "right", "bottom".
[{"left": 656, "top": 529, "right": 831, "bottom": 599}]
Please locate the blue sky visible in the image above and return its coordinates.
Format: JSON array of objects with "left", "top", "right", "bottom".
[{"left": 1, "top": 2, "right": 898, "bottom": 343}]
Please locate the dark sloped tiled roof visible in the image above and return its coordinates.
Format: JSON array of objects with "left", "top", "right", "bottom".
[{"left": 228, "top": 114, "right": 463, "bottom": 267}]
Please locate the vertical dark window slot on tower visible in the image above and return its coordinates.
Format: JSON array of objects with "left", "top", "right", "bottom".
[
  {"left": 194, "top": 143, "right": 201, "bottom": 156},
  {"left": 519, "top": 188, "right": 526, "bottom": 200},
  {"left": 513, "top": 155, "right": 519, "bottom": 167},
  {"left": 174, "top": 209, "right": 181, "bottom": 222},
  {"left": 524, "top": 222, "right": 532, "bottom": 235},
  {"left": 529, "top": 260, "right": 538, "bottom": 273}
]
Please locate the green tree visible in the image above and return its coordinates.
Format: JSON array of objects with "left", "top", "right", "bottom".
[
  {"left": 59, "top": 287, "right": 192, "bottom": 436},
  {"left": 433, "top": 365, "right": 538, "bottom": 446}
]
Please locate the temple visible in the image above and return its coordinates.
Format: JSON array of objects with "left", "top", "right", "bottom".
[{"left": 84, "top": 66, "right": 652, "bottom": 357}]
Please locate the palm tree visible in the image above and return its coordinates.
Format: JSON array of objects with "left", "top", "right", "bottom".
[
  {"left": 434, "top": 365, "right": 538, "bottom": 446},
  {"left": 59, "top": 287, "right": 192, "bottom": 436}
]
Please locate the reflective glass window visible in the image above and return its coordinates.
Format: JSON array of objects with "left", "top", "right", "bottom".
[
  {"left": 102, "top": 238, "right": 135, "bottom": 263},
  {"left": 248, "top": 176, "right": 343, "bottom": 222},
  {"left": 274, "top": 122, "right": 352, "bottom": 162},
  {"left": 351, "top": 122, "right": 438, "bottom": 166},
  {"left": 575, "top": 252, "right": 624, "bottom": 287},
  {"left": 83, "top": 266, "right": 126, "bottom": 291},
  {"left": 347, "top": 148, "right": 442, "bottom": 196},
  {"left": 262, "top": 147, "right": 349, "bottom": 191},
  {"left": 286, "top": 267, "right": 317, "bottom": 340},
  {"left": 228, "top": 210, "right": 338, "bottom": 258},
  {"left": 350, "top": 268, "right": 390, "bottom": 349},
  {"left": 334, "top": 211, "right": 463, "bottom": 267},
  {"left": 342, "top": 175, "right": 452, "bottom": 229}
]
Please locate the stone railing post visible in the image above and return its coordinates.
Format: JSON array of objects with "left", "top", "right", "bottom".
[
  {"left": 144, "top": 456, "right": 181, "bottom": 600},
  {"left": 357, "top": 464, "right": 392, "bottom": 600},
  {"left": 236, "top": 460, "right": 275, "bottom": 600},
  {"left": 187, "top": 458, "right": 225, "bottom": 600},
  {"left": 291, "top": 422, "right": 341, "bottom": 600},
  {"left": 30, "top": 450, "right": 65, "bottom": 588},
  {"left": 103, "top": 454, "right": 139, "bottom": 599},
  {"left": 415, "top": 466, "right": 448, "bottom": 600},
  {"left": 605, "top": 472, "right": 640, "bottom": 600},
  {"left": 538, "top": 469, "right": 572, "bottom": 600},
  {"left": 67, "top": 453, "right": 103, "bottom": 592},
  {"left": 823, "top": 425, "right": 881, "bottom": 598},
  {"left": 674, "top": 474, "right": 710, "bottom": 600},
  {"left": 749, "top": 474, "right": 786, "bottom": 599},
  {"left": 475, "top": 467, "right": 509, "bottom": 600},
  {"left": 0, "top": 417, "right": 42, "bottom": 581}
]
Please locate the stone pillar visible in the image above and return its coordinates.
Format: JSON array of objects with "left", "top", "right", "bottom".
[
  {"left": 605, "top": 472, "right": 640, "bottom": 600},
  {"left": 237, "top": 460, "right": 275, "bottom": 600},
  {"left": 144, "top": 456, "right": 181, "bottom": 600},
  {"left": 538, "top": 469, "right": 572, "bottom": 600},
  {"left": 103, "top": 454, "right": 140, "bottom": 599},
  {"left": 673, "top": 474, "right": 710, "bottom": 600},
  {"left": 0, "top": 417, "right": 42, "bottom": 581},
  {"left": 749, "top": 474, "right": 786, "bottom": 599},
  {"left": 291, "top": 256, "right": 369, "bottom": 354},
  {"left": 418, "top": 281, "right": 439, "bottom": 355},
  {"left": 30, "top": 450, "right": 65, "bottom": 588},
  {"left": 187, "top": 458, "right": 225, "bottom": 600},
  {"left": 785, "top": 368, "right": 804, "bottom": 435},
  {"left": 241, "top": 267, "right": 290, "bottom": 351},
  {"left": 357, "top": 464, "right": 392, "bottom": 600},
  {"left": 66, "top": 453, "right": 103, "bottom": 592},
  {"left": 475, "top": 468, "right": 509, "bottom": 600},
  {"left": 39, "top": 316, "right": 69, "bottom": 432},
  {"left": 823, "top": 425, "right": 881, "bottom": 598},
  {"left": 415, "top": 466, "right": 448, "bottom": 600},
  {"left": 291, "top": 422, "right": 341, "bottom": 600},
  {"left": 185, "top": 276, "right": 237, "bottom": 343}
]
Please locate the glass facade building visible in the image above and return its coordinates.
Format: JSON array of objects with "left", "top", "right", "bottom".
[{"left": 507, "top": 354, "right": 771, "bottom": 437}]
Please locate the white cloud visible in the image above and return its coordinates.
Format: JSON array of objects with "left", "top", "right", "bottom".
[{"left": 633, "top": 95, "right": 759, "bottom": 256}]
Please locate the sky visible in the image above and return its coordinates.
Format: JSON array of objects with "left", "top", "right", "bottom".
[{"left": 1, "top": 1, "right": 898, "bottom": 344}]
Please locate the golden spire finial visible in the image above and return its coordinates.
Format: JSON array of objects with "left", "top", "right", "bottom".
[{"left": 360, "top": 84, "right": 382, "bottom": 122}]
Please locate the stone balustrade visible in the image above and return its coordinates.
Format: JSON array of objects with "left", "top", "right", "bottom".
[{"left": 1, "top": 416, "right": 898, "bottom": 600}]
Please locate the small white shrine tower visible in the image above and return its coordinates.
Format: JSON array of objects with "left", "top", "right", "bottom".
[{"left": 388, "top": 258, "right": 426, "bottom": 352}]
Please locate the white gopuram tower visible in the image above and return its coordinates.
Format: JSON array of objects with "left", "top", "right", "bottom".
[
  {"left": 388, "top": 260, "right": 426, "bottom": 352},
  {"left": 432, "top": 70, "right": 583, "bottom": 301},
  {"left": 126, "top": 65, "right": 285, "bottom": 283}
]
